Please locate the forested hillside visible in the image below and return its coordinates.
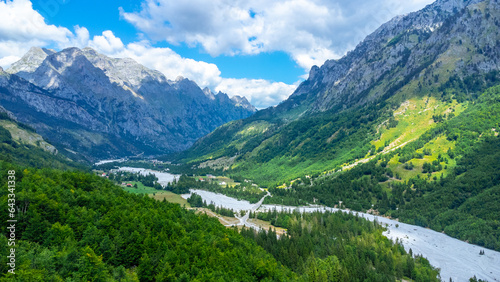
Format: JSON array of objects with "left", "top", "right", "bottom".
[
  {"left": 0, "top": 111, "right": 86, "bottom": 170},
  {"left": 167, "top": 0, "right": 500, "bottom": 188},
  {"left": 0, "top": 159, "right": 443, "bottom": 281},
  {"left": 0, "top": 110, "right": 443, "bottom": 280},
  {"left": 0, "top": 162, "right": 293, "bottom": 281},
  {"left": 264, "top": 85, "right": 500, "bottom": 251}
]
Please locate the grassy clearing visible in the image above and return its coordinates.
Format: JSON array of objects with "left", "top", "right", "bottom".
[
  {"left": 0, "top": 120, "right": 55, "bottom": 151},
  {"left": 150, "top": 191, "right": 190, "bottom": 207},
  {"left": 121, "top": 181, "right": 157, "bottom": 194},
  {"left": 373, "top": 97, "right": 465, "bottom": 152},
  {"left": 247, "top": 218, "right": 288, "bottom": 236},
  {"left": 120, "top": 181, "right": 191, "bottom": 207},
  {"left": 194, "top": 175, "right": 242, "bottom": 188},
  {"left": 387, "top": 136, "right": 456, "bottom": 182}
]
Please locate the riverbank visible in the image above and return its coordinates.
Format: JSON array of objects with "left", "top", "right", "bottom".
[{"left": 187, "top": 189, "right": 500, "bottom": 282}]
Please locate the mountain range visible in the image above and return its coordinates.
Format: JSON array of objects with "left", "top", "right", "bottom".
[
  {"left": 160, "top": 0, "right": 500, "bottom": 254},
  {"left": 0, "top": 47, "right": 255, "bottom": 162},
  {"left": 173, "top": 0, "right": 500, "bottom": 185}
]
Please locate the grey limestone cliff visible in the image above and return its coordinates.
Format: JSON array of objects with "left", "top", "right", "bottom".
[
  {"left": 1, "top": 47, "right": 256, "bottom": 160},
  {"left": 282, "top": 0, "right": 498, "bottom": 114}
]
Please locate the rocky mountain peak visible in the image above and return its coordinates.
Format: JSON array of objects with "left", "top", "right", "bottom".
[
  {"left": 203, "top": 87, "right": 216, "bottom": 100},
  {"left": 308, "top": 65, "right": 320, "bottom": 80},
  {"left": 286, "top": 0, "right": 496, "bottom": 114},
  {"left": 2, "top": 47, "right": 257, "bottom": 159},
  {"left": 230, "top": 95, "right": 256, "bottom": 112},
  {"left": 7, "top": 46, "right": 55, "bottom": 75},
  {"left": 81, "top": 47, "right": 168, "bottom": 90}
]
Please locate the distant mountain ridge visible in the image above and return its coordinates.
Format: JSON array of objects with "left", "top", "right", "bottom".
[
  {"left": 0, "top": 47, "right": 255, "bottom": 161},
  {"left": 172, "top": 0, "right": 500, "bottom": 185},
  {"left": 255, "top": 0, "right": 493, "bottom": 118}
]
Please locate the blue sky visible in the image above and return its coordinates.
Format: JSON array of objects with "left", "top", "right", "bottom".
[{"left": 0, "top": 0, "right": 435, "bottom": 108}]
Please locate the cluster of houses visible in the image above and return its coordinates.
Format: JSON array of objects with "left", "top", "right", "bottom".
[{"left": 197, "top": 174, "right": 228, "bottom": 185}]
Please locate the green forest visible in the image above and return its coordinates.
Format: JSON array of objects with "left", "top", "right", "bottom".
[
  {"left": 0, "top": 160, "right": 445, "bottom": 281},
  {"left": 243, "top": 210, "right": 440, "bottom": 281},
  {"left": 0, "top": 114, "right": 443, "bottom": 281},
  {"left": 0, "top": 161, "right": 293, "bottom": 281}
]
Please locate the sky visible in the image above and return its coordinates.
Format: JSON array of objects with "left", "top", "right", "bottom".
[{"left": 0, "top": 0, "right": 435, "bottom": 109}]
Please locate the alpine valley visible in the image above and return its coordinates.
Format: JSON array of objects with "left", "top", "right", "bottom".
[
  {"left": 0, "top": 47, "right": 255, "bottom": 162},
  {"left": 0, "top": 0, "right": 499, "bottom": 281}
]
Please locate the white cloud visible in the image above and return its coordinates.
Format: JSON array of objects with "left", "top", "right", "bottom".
[
  {"left": 70, "top": 26, "right": 90, "bottom": 48},
  {"left": 0, "top": 0, "right": 74, "bottom": 67},
  {"left": 0, "top": 0, "right": 71, "bottom": 42},
  {"left": 89, "top": 30, "right": 125, "bottom": 54},
  {"left": 121, "top": 0, "right": 435, "bottom": 71},
  {"left": 216, "top": 78, "right": 299, "bottom": 109}
]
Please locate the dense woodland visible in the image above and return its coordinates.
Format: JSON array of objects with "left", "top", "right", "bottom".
[
  {"left": 0, "top": 161, "right": 293, "bottom": 281},
  {"left": 242, "top": 210, "right": 440, "bottom": 281},
  {"left": 0, "top": 159, "right": 444, "bottom": 281},
  {"left": 0, "top": 113, "right": 446, "bottom": 280}
]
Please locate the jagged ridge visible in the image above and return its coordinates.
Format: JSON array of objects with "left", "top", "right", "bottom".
[{"left": 1, "top": 47, "right": 256, "bottom": 161}]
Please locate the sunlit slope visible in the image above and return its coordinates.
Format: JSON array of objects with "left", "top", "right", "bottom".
[{"left": 0, "top": 112, "right": 85, "bottom": 170}]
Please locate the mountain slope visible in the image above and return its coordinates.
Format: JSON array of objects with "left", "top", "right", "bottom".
[
  {"left": 1, "top": 47, "right": 255, "bottom": 161},
  {"left": 171, "top": 0, "right": 500, "bottom": 186},
  {"left": 265, "top": 85, "right": 500, "bottom": 251},
  {"left": 0, "top": 106, "right": 86, "bottom": 170}
]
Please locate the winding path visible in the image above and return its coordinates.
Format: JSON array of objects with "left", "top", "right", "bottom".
[{"left": 234, "top": 190, "right": 270, "bottom": 230}]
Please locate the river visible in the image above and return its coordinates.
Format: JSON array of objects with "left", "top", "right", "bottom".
[
  {"left": 116, "top": 167, "right": 179, "bottom": 186},
  {"left": 183, "top": 189, "right": 500, "bottom": 282}
]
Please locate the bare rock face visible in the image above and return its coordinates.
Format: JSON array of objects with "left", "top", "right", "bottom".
[
  {"left": 282, "top": 0, "right": 498, "bottom": 114},
  {"left": 0, "top": 47, "right": 256, "bottom": 160}
]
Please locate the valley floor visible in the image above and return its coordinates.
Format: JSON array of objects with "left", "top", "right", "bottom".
[
  {"left": 183, "top": 189, "right": 500, "bottom": 282},
  {"left": 108, "top": 164, "right": 500, "bottom": 281}
]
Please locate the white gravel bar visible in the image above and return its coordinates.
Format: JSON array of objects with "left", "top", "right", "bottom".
[
  {"left": 181, "top": 189, "right": 256, "bottom": 212},
  {"left": 117, "top": 167, "right": 179, "bottom": 186}
]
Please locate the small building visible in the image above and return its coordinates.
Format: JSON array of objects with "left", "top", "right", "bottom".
[
  {"left": 126, "top": 183, "right": 133, "bottom": 187},
  {"left": 219, "top": 181, "right": 226, "bottom": 185}
]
